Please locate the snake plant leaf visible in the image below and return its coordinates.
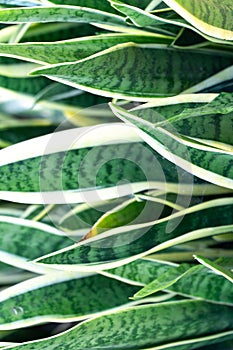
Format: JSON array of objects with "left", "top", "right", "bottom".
[
  {"left": 132, "top": 93, "right": 233, "bottom": 146},
  {"left": 132, "top": 263, "right": 193, "bottom": 298},
  {"left": 0, "top": 272, "right": 142, "bottom": 330},
  {"left": 110, "top": 0, "right": 182, "bottom": 36},
  {"left": 0, "top": 33, "right": 173, "bottom": 65},
  {"left": 163, "top": 0, "right": 233, "bottom": 41},
  {"left": 34, "top": 198, "right": 233, "bottom": 269},
  {"left": 0, "top": 216, "right": 73, "bottom": 272},
  {"left": 58, "top": 198, "right": 127, "bottom": 233},
  {"left": 110, "top": 0, "right": 181, "bottom": 27},
  {"left": 145, "top": 331, "right": 233, "bottom": 350},
  {"left": 107, "top": 258, "right": 233, "bottom": 306},
  {"left": 0, "top": 5, "right": 125, "bottom": 26},
  {"left": 110, "top": 0, "right": 233, "bottom": 44},
  {"left": 3, "top": 300, "right": 233, "bottom": 349},
  {"left": 0, "top": 75, "right": 53, "bottom": 97},
  {"left": 198, "top": 339, "right": 233, "bottom": 350},
  {"left": 30, "top": 43, "right": 233, "bottom": 101},
  {"left": 194, "top": 255, "right": 233, "bottom": 283},
  {"left": 110, "top": 104, "right": 233, "bottom": 189},
  {"left": 0, "top": 123, "right": 206, "bottom": 204},
  {"left": 83, "top": 196, "right": 179, "bottom": 240}
]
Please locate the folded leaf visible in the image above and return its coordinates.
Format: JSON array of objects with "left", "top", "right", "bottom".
[
  {"left": 132, "top": 262, "right": 192, "bottom": 298},
  {"left": 110, "top": 0, "right": 181, "bottom": 36}
]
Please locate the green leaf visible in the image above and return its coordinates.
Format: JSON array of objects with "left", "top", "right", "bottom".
[
  {"left": 110, "top": 0, "right": 233, "bottom": 44},
  {"left": 110, "top": 104, "right": 233, "bottom": 189},
  {"left": 0, "top": 5, "right": 125, "bottom": 26},
  {"left": 34, "top": 198, "right": 233, "bottom": 268},
  {"left": 0, "top": 33, "right": 173, "bottom": 64},
  {"left": 131, "top": 93, "right": 233, "bottom": 146},
  {"left": 3, "top": 300, "right": 233, "bottom": 349},
  {"left": 0, "top": 216, "right": 73, "bottom": 273},
  {"left": 132, "top": 263, "right": 192, "bottom": 298},
  {"left": 59, "top": 198, "right": 127, "bottom": 233},
  {"left": 194, "top": 255, "right": 233, "bottom": 283},
  {"left": 30, "top": 43, "right": 233, "bottom": 101},
  {"left": 163, "top": 0, "right": 233, "bottom": 40},
  {"left": 110, "top": 0, "right": 182, "bottom": 28},
  {"left": 0, "top": 123, "right": 205, "bottom": 204},
  {"left": 107, "top": 258, "right": 233, "bottom": 306},
  {"left": 0, "top": 272, "right": 141, "bottom": 330},
  {"left": 83, "top": 197, "right": 170, "bottom": 240}
]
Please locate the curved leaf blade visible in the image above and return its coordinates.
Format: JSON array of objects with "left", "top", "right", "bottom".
[
  {"left": 0, "top": 5, "right": 125, "bottom": 26},
  {"left": 30, "top": 43, "right": 233, "bottom": 101},
  {"left": 110, "top": 103, "right": 233, "bottom": 189},
  {"left": 3, "top": 300, "right": 233, "bottom": 349},
  {"left": 0, "top": 273, "right": 141, "bottom": 330},
  {"left": 0, "top": 216, "right": 73, "bottom": 272},
  {"left": 34, "top": 198, "right": 233, "bottom": 268},
  {"left": 0, "top": 33, "right": 173, "bottom": 65},
  {"left": 107, "top": 258, "right": 233, "bottom": 306},
  {"left": 0, "top": 123, "right": 204, "bottom": 204}
]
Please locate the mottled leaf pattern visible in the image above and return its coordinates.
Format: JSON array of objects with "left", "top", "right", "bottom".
[{"left": 30, "top": 44, "right": 233, "bottom": 100}]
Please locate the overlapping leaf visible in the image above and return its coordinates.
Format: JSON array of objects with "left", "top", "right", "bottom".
[
  {"left": 0, "top": 33, "right": 173, "bottom": 65},
  {"left": 0, "top": 123, "right": 209, "bottom": 204},
  {"left": 32, "top": 198, "right": 233, "bottom": 269},
  {"left": 2, "top": 300, "right": 233, "bottom": 349},
  {"left": 110, "top": 0, "right": 233, "bottom": 43},
  {"left": 110, "top": 103, "right": 233, "bottom": 189},
  {"left": 131, "top": 92, "right": 233, "bottom": 146},
  {"left": 121, "top": 258, "right": 233, "bottom": 305},
  {"left": 0, "top": 272, "right": 143, "bottom": 330},
  {"left": 0, "top": 5, "right": 125, "bottom": 26}
]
